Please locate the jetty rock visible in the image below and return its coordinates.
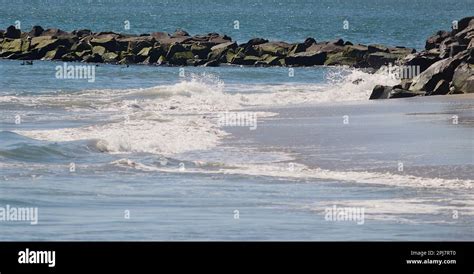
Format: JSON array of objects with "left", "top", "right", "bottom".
[
  {"left": 0, "top": 26, "right": 415, "bottom": 69},
  {"left": 370, "top": 16, "right": 474, "bottom": 99}
]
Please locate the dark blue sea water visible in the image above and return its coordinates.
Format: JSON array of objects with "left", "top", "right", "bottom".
[{"left": 0, "top": 1, "right": 473, "bottom": 240}]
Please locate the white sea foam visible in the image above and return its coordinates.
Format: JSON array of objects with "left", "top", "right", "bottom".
[
  {"left": 12, "top": 68, "right": 397, "bottom": 155},
  {"left": 111, "top": 160, "right": 474, "bottom": 190},
  {"left": 304, "top": 198, "right": 474, "bottom": 224}
]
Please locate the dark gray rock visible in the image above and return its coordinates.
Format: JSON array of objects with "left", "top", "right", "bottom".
[
  {"left": 370, "top": 85, "right": 425, "bottom": 99},
  {"left": 429, "top": 79, "right": 450, "bottom": 95},
  {"left": 28, "top": 26, "right": 44, "bottom": 37},
  {"left": 5, "top": 26, "right": 21, "bottom": 39},
  {"left": 366, "top": 52, "right": 399, "bottom": 68},
  {"left": 401, "top": 51, "right": 441, "bottom": 73},
  {"left": 285, "top": 51, "right": 327, "bottom": 66},
  {"left": 425, "top": 30, "right": 450, "bottom": 50},
  {"left": 410, "top": 50, "right": 468, "bottom": 92}
]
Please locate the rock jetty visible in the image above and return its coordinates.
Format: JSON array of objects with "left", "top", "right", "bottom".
[
  {"left": 370, "top": 16, "right": 474, "bottom": 99},
  {"left": 0, "top": 26, "right": 413, "bottom": 68}
]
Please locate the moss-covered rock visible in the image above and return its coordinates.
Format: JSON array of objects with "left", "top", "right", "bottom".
[
  {"left": 103, "top": 52, "right": 119, "bottom": 63},
  {"left": 191, "top": 43, "right": 211, "bottom": 59},
  {"left": 90, "top": 36, "right": 126, "bottom": 52},
  {"left": 43, "top": 45, "right": 68, "bottom": 60},
  {"left": 92, "top": 45, "right": 107, "bottom": 55},
  {"left": 324, "top": 52, "right": 357, "bottom": 66},
  {"left": 208, "top": 41, "right": 237, "bottom": 61},
  {"left": 258, "top": 54, "right": 281, "bottom": 65},
  {"left": 0, "top": 39, "right": 23, "bottom": 56},
  {"left": 255, "top": 42, "right": 291, "bottom": 56},
  {"left": 343, "top": 44, "right": 368, "bottom": 59},
  {"left": 169, "top": 51, "right": 194, "bottom": 65}
]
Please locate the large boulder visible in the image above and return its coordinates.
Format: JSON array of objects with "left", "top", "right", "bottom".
[
  {"left": 29, "top": 36, "right": 73, "bottom": 58},
  {"left": 166, "top": 43, "right": 187, "bottom": 59},
  {"left": 439, "top": 36, "right": 466, "bottom": 58},
  {"left": 369, "top": 85, "right": 425, "bottom": 99},
  {"left": 369, "top": 85, "right": 392, "bottom": 99},
  {"left": 102, "top": 52, "right": 119, "bottom": 63},
  {"left": 343, "top": 44, "right": 368, "bottom": 59},
  {"left": 288, "top": 37, "right": 317, "bottom": 54},
  {"left": 169, "top": 50, "right": 194, "bottom": 65},
  {"left": 152, "top": 30, "right": 190, "bottom": 45},
  {"left": 306, "top": 41, "right": 345, "bottom": 55},
  {"left": 90, "top": 35, "right": 126, "bottom": 52},
  {"left": 5, "top": 26, "right": 21, "bottom": 39},
  {"left": 454, "top": 18, "right": 474, "bottom": 45},
  {"left": 92, "top": 45, "right": 106, "bottom": 55},
  {"left": 134, "top": 46, "right": 163, "bottom": 63},
  {"left": 428, "top": 79, "right": 450, "bottom": 95},
  {"left": 28, "top": 26, "right": 44, "bottom": 37},
  {"left": 190, "top": 43, "right": 211, "bottom": 59},
  {"left": 187, "top": 33, "right": 232, "bottom": 46},
  {"left": 409, "top": 51, "right": 468, "bottom": 92},
  {"left": 324, "top": 52, "right": 357, "bottom": 66},
  {"left": 0, "top": 39, "right": 23, "bottom": 56},
  {"left": 43, "top": 45, "right": 69, "bottom": 60},
  {"left": 366, "top": 52, "right": 399, "bottom": 68},
  {"left": 285, "top": 51, "right": 327, "bottom": 66},
  {"left": 208, "top": 41, "right": 237, "bottom": 61},
  {"left": 118, "top": 36, "right": 156, "bottom": 54},
  {"left": 255, "top": 42, "right": 292, "bottom": 56},
  {"left": 255, "top": 54, "right": 282, "bottom": 66},
  {"left": 239, "top": 38, "right": 269, "bottom": 54},
  {"left": 425, "top": 30, "right": 450, "bottom": 50},
  {"left": 453, "top": 16, "right": 474, "bottom": 35},
  {"left": 451, "top": 62, "right": 474, "bottom": 93},
  {"left": 401, "top": 50, "right": 441, "bottom": 73},
  {"left": 389, "top": 88, "right": 425, "bottom": 98}
]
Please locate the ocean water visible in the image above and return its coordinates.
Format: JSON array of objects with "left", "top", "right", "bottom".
[{"left": 0, "top": 0, "right": 473, "bottom": 240}]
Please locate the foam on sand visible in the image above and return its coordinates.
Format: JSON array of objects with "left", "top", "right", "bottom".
[{"left": 111, "top": 159, "right": 474, "bottom": 190}]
